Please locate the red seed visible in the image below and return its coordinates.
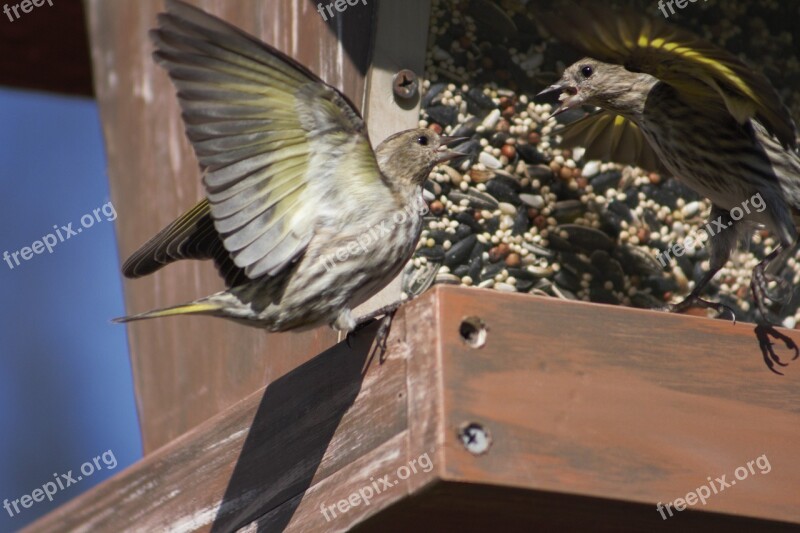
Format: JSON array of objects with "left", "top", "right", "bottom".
[
  {"left": 505, "top": 253, "right": 521, "bottom": 268},
  {"left": 498, "top": 96, "right": 515, "bottom": 108},
  {"left": 488, "top": 243, "right": 510, "bottom": 262},
  {"left": 500, "top": 144, "right": 516, "bottom": 159}
]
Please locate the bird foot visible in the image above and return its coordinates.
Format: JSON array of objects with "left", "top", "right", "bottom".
[
  {"left": 664, "top": 295, "right": 736, "bottom": 323},
  {"left": 755, "top": 324, "right": 800, "bottom": 375},
  {"left": 345, "top": 301, "right": 404, "bottom": 357}
]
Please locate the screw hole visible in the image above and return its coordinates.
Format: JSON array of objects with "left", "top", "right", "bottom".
[{"left": 459, "top": 317, "right": 487, "bottom": 348}]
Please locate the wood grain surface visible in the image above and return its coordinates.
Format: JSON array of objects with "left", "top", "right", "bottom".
[
  {"left": 26, "top": 286, "right": 800, "bottom": 531},
  {"left": 431, "top": 286, "right": 800, "bottom": 526}
]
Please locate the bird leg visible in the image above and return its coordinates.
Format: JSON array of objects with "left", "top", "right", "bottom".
[
  {"left": 750, "top": 239, "right": 798, "bottom": 319},
  {"left": 750, "top": 245, "right": 781, "bottom": 319},
  {"left": 345, "top": 301, "right": 405, "bottom": 352},
  {"left": 354, "top": 301, "right": 405, "bottom": 326},
  {"left": 666, "top": 205, "right": 737, "bottom": 322}
]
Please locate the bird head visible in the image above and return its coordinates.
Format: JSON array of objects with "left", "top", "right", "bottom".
[
  {"left": 537, "top": 58, "right": 649, "bottom": 117},
  {"left": 375, "top": 128, "right": 465, "bottom": 185}
]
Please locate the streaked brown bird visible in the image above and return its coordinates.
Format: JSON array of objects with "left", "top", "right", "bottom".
[
  {"left": 115, "top": 0, "right": 461, "bottom": 332},
  {"left": 535, "top": 1, "right": 799, "bottom": 321}
]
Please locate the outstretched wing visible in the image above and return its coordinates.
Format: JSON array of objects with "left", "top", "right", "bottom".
[
  {"left": 534, "top": 1, "right": 797, "bottom": 148},
  {"left": 133, "top": 0, "right": 383, "bottom": 281},
  {"left": 555, "top": 110, "right": 666, "bottom": 173}
]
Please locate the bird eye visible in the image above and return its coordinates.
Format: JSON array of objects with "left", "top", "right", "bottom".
[
  {"left": 581, "top": 65, "right": 593, "bottom": 78},
  {"left": 417, "top": 135, "right": 429, "bottom": 146}
]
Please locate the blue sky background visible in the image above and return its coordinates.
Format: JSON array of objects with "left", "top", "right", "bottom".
[{"left": 0, "top": 87, "right": 141, "bottom": 532}]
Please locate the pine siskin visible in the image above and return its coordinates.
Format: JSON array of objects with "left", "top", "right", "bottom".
[
  {"left": 535, "top": 1, "right": 799, "bottom": 321},
  {"left": 115, "top": 0, "right": 462, "bottom": 332}
]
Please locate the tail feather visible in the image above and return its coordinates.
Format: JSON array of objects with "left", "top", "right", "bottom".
[{"left": 112, "top": 301, "right": 221, "bottom": 323}]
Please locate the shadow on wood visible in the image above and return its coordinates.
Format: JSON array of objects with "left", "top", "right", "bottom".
[{"left": 210, "top": 323, "right": 381, "bottom": 531}]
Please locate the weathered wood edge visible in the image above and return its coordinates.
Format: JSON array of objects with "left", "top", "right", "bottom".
[
  {"left": 25, "top": 287, "right": 800, "bottom": 531},
  {"left": 433, "top": 286, "right": 800, "bottom": 526},
  {"left": 22, "top": 319, "right": 410, "bottom": 533}
]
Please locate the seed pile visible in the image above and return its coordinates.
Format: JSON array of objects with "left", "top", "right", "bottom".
[{"left": 402, "top": 0, "right": 800, "bottom": 326}]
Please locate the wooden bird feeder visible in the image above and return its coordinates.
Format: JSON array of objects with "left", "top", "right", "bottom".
[{"left": 14, "top": 1, "right": 800, "bottom": 531}]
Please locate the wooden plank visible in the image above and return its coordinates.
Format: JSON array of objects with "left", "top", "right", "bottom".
[
  {"left": 26, "top": 286, "right": 800, "bottom": 531},
  {"left": 0, "top": 0, "right": 93, "bottom": 96},
  {"left": 432, "top": 286, "right": 800, "bottom": 525},
  {"left": 249, "top": 431, "right": 440, "bottom": 532},
  {"left": 23, "top": 320, "right": 406, "bottom": 533},
  {"left": 83, "top": 0, "right": 375, "bottom": 452}
]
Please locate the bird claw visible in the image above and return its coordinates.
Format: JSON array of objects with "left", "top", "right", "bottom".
[
  {"left": 349, "top": 301, "right": 404, "bottom": 361},
  {"left": 372, "top": 311, "right": 397, "bottom": 362},
  {"left": 665, "top": 295, "right": 737, "bottom": 324},
  {"left": 755, "top": 324, "right": 799, "bottom": 375}
]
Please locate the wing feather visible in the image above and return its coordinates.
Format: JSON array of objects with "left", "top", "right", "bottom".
[
  {"left": 123, "top": 0, "right": 386, "bottom": 282},
  {"left": 555, "top": 110, "right": 666, "bottom": 173}
]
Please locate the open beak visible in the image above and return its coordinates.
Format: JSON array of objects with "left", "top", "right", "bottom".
[
  {"left": 436, "top": 136, "right": 468, "bottom": 163},
  {"left": 536, "top": 83, "right": 581, "bottom": 118}
]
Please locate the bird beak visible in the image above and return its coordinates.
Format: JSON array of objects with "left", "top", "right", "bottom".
[
  {"left": 536, "top": 82, "right": 581, "bottom": 118},
  {"left": 436, "top": 136, "right": 468, "bottom": 163}
]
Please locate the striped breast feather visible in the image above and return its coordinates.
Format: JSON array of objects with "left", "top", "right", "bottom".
[
  {"left": 150, "top": 0, "right": 384, "bottom": 280},
  {"left": 533, "top": 0, "right": 797, "bottom": 149}
]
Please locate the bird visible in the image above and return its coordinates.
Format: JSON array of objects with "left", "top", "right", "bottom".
[
  {"left": 534, "top": 1, "right": 799, "bottom": 321},
  {"left": 114, "top": 0, "right": 462, "bottom": 333}
]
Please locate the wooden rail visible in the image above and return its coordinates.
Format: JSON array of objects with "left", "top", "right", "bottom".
[{"left": 25, "top": 286, "right": 800, "bottom": 531}]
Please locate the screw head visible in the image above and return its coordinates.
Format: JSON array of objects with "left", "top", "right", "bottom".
[
  {"left": 393, "top": 69, "right": 418, "bottom": 100},
  {"left": 458, "top": 422, "right": 491, "bottom": 455}
]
